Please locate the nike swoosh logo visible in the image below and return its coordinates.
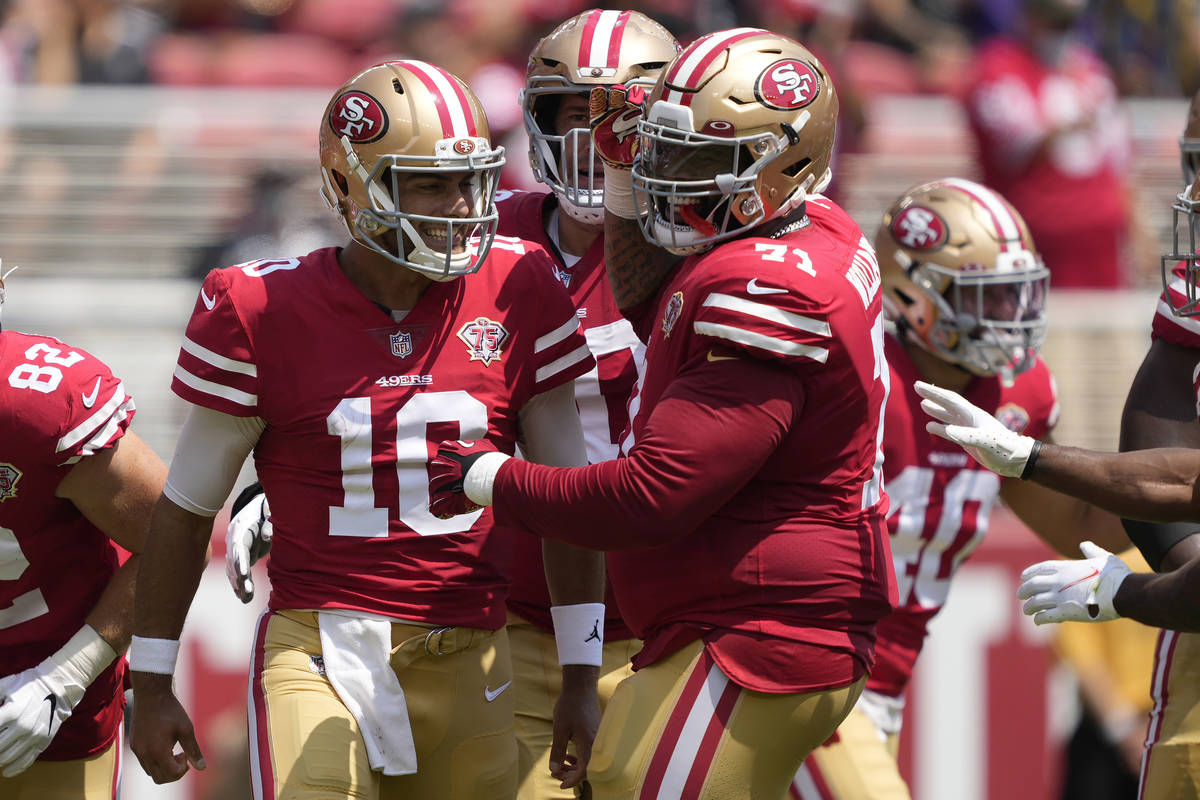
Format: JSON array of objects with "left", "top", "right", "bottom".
[
  {"left": 747, "top": 279, "right": 787, "bottom": 295},
  {"left": 81, "top": 377, "right": 101, "bottom": 409},
  {"left": 43, "top": 694, "right": 57, "bottom": 735},
  {"left": 484, "top": 680, "right": 512, "bottom": 702},
  {"left": 1059, "top": 568, "right": 1100, "bottom": 593},
  {"left": 706, "top": 350, "right": 736, "bottom": 362},
  {"left": 200, "top": 288, "right": 216, "bottom": 311}
]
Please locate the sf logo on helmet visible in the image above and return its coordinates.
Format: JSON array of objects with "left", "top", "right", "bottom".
[
  {"left": 329, "top": 91, "right": 388, "bottom": 143},
  {"left": 892, "top": 206, "right": 947, "bottom": 250},
  {"left": 755, "top": 59, "right": 820, "bottom": 110}
]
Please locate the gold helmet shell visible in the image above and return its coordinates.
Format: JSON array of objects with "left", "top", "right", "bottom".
[
  {"left": 522, "top": 10, "right": 678, "bottom": 224},
  {"left": 319, "top": 60, "right": 505, "bottom": 281},
  {"left": 877, "top": 178, "right": 1049, "bottom": 377},
  {"left": 632, "top": 29, "right": 838, "bottom": 254}
]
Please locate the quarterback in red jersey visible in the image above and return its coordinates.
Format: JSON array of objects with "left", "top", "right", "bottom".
[
  {"left": 501, "top": 10, "right": 678, "bottom": 799},
  {"left": 791, "top": 178, "right": 1128, "bottom": 799},
  {"left": 127, "top": 61, "right": 603, "bottom": 800},
  {"left": 431, "top": 30, "right": 895, "bottom": 798},
  {"left": 0, "top": 270, "right": 166, "bottom": 799}
]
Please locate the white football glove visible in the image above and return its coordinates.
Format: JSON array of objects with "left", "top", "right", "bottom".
[
  {"left": 1016, "top": 541, "right": 1131, "bottom": 625},
  {"left": 225, "top": 485, "right": 272, "bottom": 604},
  {"left": 914, "top": 380, "right": 1036, "bottom": 478},
  {"left": 0, "top": 625, "right": 116, "bottom": 776}
]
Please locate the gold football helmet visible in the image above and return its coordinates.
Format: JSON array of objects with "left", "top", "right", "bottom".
[
  {"left": 1162, "top": 171, "right": 1200, "bottom": 317},
  {"left": 319, "top": 61, "right": 505, "bottom": 281},
  {"left": 631, "top": 29, "right": 838, "bottom": 255},
  {"left": 522, "top": 9, "right": 678, "bottom": 224},
  {"left": 878, "top": 178, "right": 1049, "bottom": 378}
]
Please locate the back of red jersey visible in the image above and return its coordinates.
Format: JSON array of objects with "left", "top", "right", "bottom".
[
  {"left": 173, "top": 247, "right": 593, "bottom": 629},
  {"left": 609, "top": 196, "right": 895, "bottom": 680},
  {"left": 497, "top": 189, "right": 642, "bottom": 639},
  {"left": 869, "top": 334, "right": 1059, "bottom": 697},
  {"left": 0, "top": 330, "right": 132, "bottom": 759}
]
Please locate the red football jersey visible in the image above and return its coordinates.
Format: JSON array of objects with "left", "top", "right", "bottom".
[
  {"left": 494, "top": 195, "right": 896, "bottom": 692},
  {"left": 966, "top": 39, "right": 1130, "bottom": 288},
  {"left": 0, "top": 330, "right": 134, "bottom": 760},
  {"left": 172, "top": 246, "right": 594, "bottom": 629},
  {"left": 496, "top": 189, "right": 641, "bottom": 640},
  {"left": 868, "top": 333, "right": 1059, "bottom": 698}
]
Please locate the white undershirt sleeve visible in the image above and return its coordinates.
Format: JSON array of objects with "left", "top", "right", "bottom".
[
  {"left": 517, "top": 380, "right": 588, "bottom": 468},
  {"left": 163, "top": 405, "right": 265, "bottom": 516}
]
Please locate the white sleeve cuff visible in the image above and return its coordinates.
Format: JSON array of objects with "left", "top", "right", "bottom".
[{"left": 463, "top": 452, "right": 511, "bottom": 506}]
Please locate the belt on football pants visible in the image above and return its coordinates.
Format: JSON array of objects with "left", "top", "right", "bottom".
[{"left": 389, "top": 624, "right": 498, "bottom": 668}]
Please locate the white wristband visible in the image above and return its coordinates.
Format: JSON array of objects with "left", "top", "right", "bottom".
[
  {"left": 603, "top": 164, "right": 640, "bottom": 219},
  {"left": 463, "top": 451, "right": 511, "bottom": 506},
  {"left": 550, "top": 603, "right": 605, "bottom": 666},
  {"left": 129, "top": 635, "right": 182, "bottom": 675}
]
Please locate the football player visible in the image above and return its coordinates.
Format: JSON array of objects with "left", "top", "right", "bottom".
[
  {"left": 501, "top": 10, "right": 678, "bottom": 799},
  {"left": 429, "top": 30, "right": 895, "bottom": 798},
  {"left": 791, "top": 178, "right": 1129, "bottom": 799},
  {"left": 126, "top": 61, "right": 604, "bottom": 800},
  {"left": 916, "top": 95, "right": 1200, "bottom": 798},
  {"left": 0, "top": 267, "right": 167, "bottom": 799}
]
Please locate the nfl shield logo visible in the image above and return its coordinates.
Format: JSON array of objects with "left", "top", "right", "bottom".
[
  {"left": 389, "top": 331, "right": 413, "bottom": 358},
  {"left": 0, "top": 463, "right": 21, "bottom": 503}
]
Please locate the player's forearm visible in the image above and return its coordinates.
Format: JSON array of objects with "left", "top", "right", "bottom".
[
  {"left": 1112, "top": 556, "right": 1200, "bottom": 631},
  {"left": 83, "top": 555, "right": 140, "bottom": 653},
  {"left": 603, "top": 215, "right": 677, "bottom": 310},
  {"left": 133, "top": 496, "right": 212, "bottom": 642},
  {"left": 542, "top": 540, "right": 605, "bottom": 606},
  {"left": 1029, "top": 445, "right": 1200, "bottom": 523},
  {"left": 1002, "top": 479, "right": 1130, "bottom": 556}
]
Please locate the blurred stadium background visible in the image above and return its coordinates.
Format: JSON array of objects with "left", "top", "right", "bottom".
[{"left": 0, "top": 0, "right": 1192, "bottom": 798}]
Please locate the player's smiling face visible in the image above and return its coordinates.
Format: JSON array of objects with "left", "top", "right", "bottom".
[{"left": 393, "top": 169, "right": 478, "bottom": 253}]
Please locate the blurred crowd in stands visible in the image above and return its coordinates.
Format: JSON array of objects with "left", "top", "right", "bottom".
[{"left": 0, "top": 0, "right": 1189, "bottom": 290}]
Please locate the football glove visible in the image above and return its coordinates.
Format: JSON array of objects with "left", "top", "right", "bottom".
[
  {"left": 1016, "top": 541, "right": 1131, "bottom": 625},
  {"left": 914, "top": 380, "right": 1036, "bottom": 478},
  {"left": 589, "top": 84, "right": 648, "bottom": 171},
  {"left": 0, "top": 625, "right": 116, "bottom": 776},
  {"left": 225, "top": 482, "right": 272, "bottom": 604},
  {"left": 428, "top": 440, "right": 510, "bottom": 520}
]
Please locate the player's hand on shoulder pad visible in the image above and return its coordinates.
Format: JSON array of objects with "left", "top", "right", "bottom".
[
  {"left": 589, "top": 84, "right": 648, "bottom": 170},
  {"left": 225, "top": 482, "right": 272, "bottom": 604},
  {"left": 1016, "top": 541, "right": 1130, "bottom": 625},
  {"left": 428, "top": 440, "right": 509, "bottom": 519},
  {"left": 0, "top": 662, "right": 86, "bottom": 776},
  {"left": 914, "top": 380, "right": 1034, "bottom": 478}
]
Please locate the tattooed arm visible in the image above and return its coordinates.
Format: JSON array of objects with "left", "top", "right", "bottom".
[{"left": 604, "top": 215, "right": 679, "bottom": 311}]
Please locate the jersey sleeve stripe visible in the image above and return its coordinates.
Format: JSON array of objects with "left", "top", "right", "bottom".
[
  {"left": 701, "top": 293, "right": 832, "bottom": 336},
  {"left": 534, "top": 343, "right": 593, "bottom": 384},
  {"left": 694, "top": 321, "right": 830, "bottom": 363},
  {"left": 182, "top": 336, "right": 257, "bottom": 376},
  {"left": 55, "top": 384, "right": 130, "bottom": 453},
  {"left": 534, "top": 316, "right": 583, "bottom": 353},
  {"left": 58, "top": 397, "right": 136, "bottom": 465},
  {"left": 173, "top": 365, "right": 258, "bottom": 407},
  {"left": 1156, "top": 297, "right": 1200, "bottom": 336}
]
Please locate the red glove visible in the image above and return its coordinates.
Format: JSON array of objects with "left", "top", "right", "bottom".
[
  {"left": 428, "top": 440, "right": 502, "bottom": 520},
  {"left": 589, "top": 84, "right": 648, "bottom": 170}
]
